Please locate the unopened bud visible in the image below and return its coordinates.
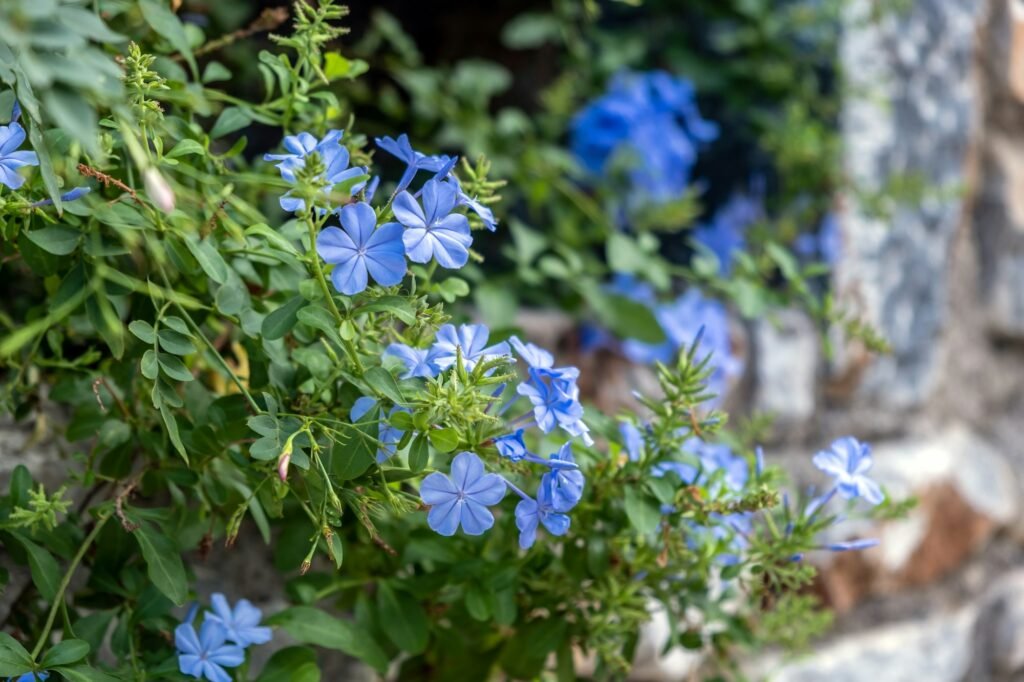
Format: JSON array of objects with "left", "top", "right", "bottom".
[
  {"left": 300, "top": 559, "right": 311, "bottom": 575},
  {"left": 277, "top": 448, "right": 292, "bottom": 482},
  {"left": 143, "top": 168, "right": 175, "bottom": 213}
]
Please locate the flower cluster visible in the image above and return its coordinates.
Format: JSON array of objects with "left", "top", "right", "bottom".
[
  {"left": 265, "top": 131, "right": 497, "bottom": 296},
  {"left": 389, "top": 326, "right": 590, "bottom": 547},
  {"left": 570, "top": 70, "right": 718, "bottom": 204},
  {"left": 175, "top": 594, "right": 271, "bottom": 682}
]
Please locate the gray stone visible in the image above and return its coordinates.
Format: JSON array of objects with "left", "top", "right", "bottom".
[
  {"left": 834, "top": 0, "right": 983, "bottom": 418},
  {"left": 750, "top": 309, "right": 818, "bottom": 438}
]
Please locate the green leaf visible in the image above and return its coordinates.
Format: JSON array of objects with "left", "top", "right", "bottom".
[
  {"left": 327, "top": 533, "right": 343, "bottom": 570},
  {"left": 0, "top": 633, "right": 33, "bottom": 677},
  {"left": 356, "top": 296, "right": 416, "bottom": 325},
  {"left": 210, "top": 106, "right": 253, "bottom": 138},
  {"left": 256, "top": 647, "right": 321, "bottom": 682},
  {"left": 623, "top": 487, "right": 662, "bottom": 535},
  {"left": 141, "top": 349, "right": 159, "bottom": 380},
  {"left": 158, "top": 353, "right": 193, "bottom": 382},
  {"left": 51, "top": 664, "right": 119, "bottom": 682},
  {"left": 85, "top": 295, "right": 125, "bottom": 360},
  {"left": 581, "top": 285, "right": 666, "bottom": 345},
  {"left": 267, "top": 606, "right": 388, "bottom": 673},
  {"left": 330, "top": 414, "right": 377, "bottom": 481},
  {"left": 376, "top": 583, "right": 428, "bottom": 654},
  {"left": 128, "top": 320, "right": 155, "bottom": 344},
  {"left": 24, "top": 103, "right": 61, "bottom": 212},
  {"left": 43, "top": 89, "right": 98, "bottom": 157},
  {"left": 25, "top": 227, "right": 80, "bottom": 256},
  {"left": 157, "top": 329, "right": 195, "bottom": 356},
  {"left": 408, "top": 434, "right": 429, "bottom": 473},
  {"left": 160, "top": 405, "right": 189, "bottom": 464},
  {"left": 166, "top": 139, "right": 205, "bottom": 159},
  {"left": 185, "top": 236, "right": 229, "bottom": 284},
  {"left": 606, "top": 232, "right": 648, "bottom": 274},
  {"left": 262, "top": 296, "right": 305, "bottom": 341},
  {"left": 11, "top": 533, "right": 61, "bottom": 601},
  {"left": 362, "top": 367, "right": 405, "bottom": 405},
  {"left": 132, "top": 522, "right": 188, "bottom": 605},
  {"left": 428, "top": 428, "right": 459, "bottom": 453},
  {"left": 464, "top": 585, "right": 491, "bottom": 621},
  {"left": 41, "top": 639, "right": 90, "bottom": 667},
  {"left": 201, "top": 61, "right": 232, "bottom": 84},
  {"left": 501, "top": 12, "right": 561, "bottom": 48},
  {"left": 139, "top": 0, "right": 197, "bottom": 75}
]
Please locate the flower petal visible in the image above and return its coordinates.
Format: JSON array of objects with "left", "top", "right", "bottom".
[
  {"left": 330, "top": 255, "right": 368, "bottom": 295},
  {"left": 420, "top": 471, "right": 458, "bottom": 505},
  {"left": 427, "top": 498, "right": 462, "bottom": 536},
  {"left": 174, "top": 623, "right": 202, "bottom": 655},
  {"left": 449, "top": 451, "right": 484, "bottom": 490},
  {"left": 393, "top": 191, "right": 426, "bottom": 229},
  {"left": 459, "top": 499, "right": 495, "bottom": 535}
]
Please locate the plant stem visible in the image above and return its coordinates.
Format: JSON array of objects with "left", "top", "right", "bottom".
[
  {"left": 31, "top": 511, "right": 111, "bottom": 660},
  {"left": 304, "top": 214, "right": 364, "bottom": 374}
]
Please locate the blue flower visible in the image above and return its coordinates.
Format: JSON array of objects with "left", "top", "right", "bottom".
[
  {"left": 686, "top": 438, "right": 748, "bottom": 495},
  {"left": 494, "top": 429, "right": 529, "bottom": 461},
  {"left": 205, "top": 593, "right": 272, "bottom": 648},
  {"left": 385, "top": 342, "right": 439, "bottom": 379},
  {"left": 375, "top": 134, "right": 452, "bottom": 192},
  {"left": 509, "top": 336, "right": 554, "bottom": 369},
  {"left": 176, "top": 620, "right": 245, "bottom": 682},
  {"left": 515, "top": 482, "right": 570, "bottom": 549},
  {"left": 316, "top": 202, "right": 406, "bottom": 295},
  {"left": 825, "top": 538, "right": 880, "bottom": 552},
  {"left": 8, "top": 673, "right": 48, "bottom": 682},
  {"left": 539, "top": 443, "right": 584, "bottom": 512},
  {"left": 651, "top": 460, "right": 698, "bottom": 483},
  {"left": 420, "top": 451, "right": 507, "bottom": 536},
  {"left": 693, "top": 190, "right": 762, "bottom": 275},
  {"left": 618, "top": 421, "right": 644, "bottom": 462},
  {"left": 794, "top": 212, "right": 842, "bottom": 265},
  {"left": 812, "top": 436, "right": 884, "bottom": 506},
  {"left": 0, "top": 119, "right": 39, "bottom": 190},
  {"left": 517, "top": 366, "right": 593, "bottom": 445},
  {"left": 264, "top": 130, "right": 366, "bottom": 212},
  {"left": 393, "top": 179, "right": 473, "bottom": 268},
  {"left": 29, "top": 186, "right": 90, "bottom": 208},
  {"left": 448, "top": 174, "right": 498, "bottom": 231},
  {"left": 430, "top": 323, "right": 511, "bottom": 372},
  {"left": 351, "top": 397, "right": 408, "bottom": 464},
  {"left": 570, "top": 70, "right": 716, "bottom": 204}
]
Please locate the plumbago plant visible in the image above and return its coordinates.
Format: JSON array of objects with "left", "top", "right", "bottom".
[{"left": 0, "top": 2, "right": 900, "bottom": 681}]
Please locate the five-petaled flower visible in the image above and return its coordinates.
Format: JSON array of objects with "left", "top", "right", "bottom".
[
  {"left": 204, "top": 593, "right": 272, "bottom": 648},
  {"left": 420, "top": 451, "right": 507, "bottom": 536},
  {"left": 393, "top": 179, "right": 473, "bottom": 269},
  {"left": 316, "top": 202, "right": 406, "bottom": 295},
  {"left": 176, "top": 620, "right": 245, "bottom": 682},
  {"left": 0, "top": 116, "right": 39, "bottom": 190},
  {"left": 812, "top": 436, "right": 884, "bottom": 506},
  {"left": 517, "top": 366, "right": 593, "bottom": 445},
  {"left": 430, "top": 323, "right": 510, "bottom": 373}
]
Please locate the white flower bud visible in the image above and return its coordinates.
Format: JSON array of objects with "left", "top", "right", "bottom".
[{"left": 143, "top": 168, "right": 176, "bottom": 213}]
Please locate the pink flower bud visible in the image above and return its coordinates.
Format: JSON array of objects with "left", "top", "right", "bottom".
[
  {"left": 277, "top": 450, "right": 291, "bottom": 482},
  {"left": 143, "top": 168, "right": 175, "bottom": 213}
]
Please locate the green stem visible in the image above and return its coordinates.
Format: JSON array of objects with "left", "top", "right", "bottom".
[
  {"left": 31, "top": 512, "right": 111, "bottom": 660},
  {"left": 304, "top": 214, "right": 364, "bottom": 374}
]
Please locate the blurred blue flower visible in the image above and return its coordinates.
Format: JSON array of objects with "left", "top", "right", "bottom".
[
  {"left": 540, "top": 443, "right": 584, "bottom": 512},
  {"left": 430, "top": 323, "right": 510, "bottom": 372},
  {"left": 9, "top": 673, "right": 48, "bottom": 682},
  {"left": 509, "top": 335, "right": 555, "bottom": 369},
  {"left": 570, "top": 70, "right": 717, "bottom": 204},
  {"left": 316, "top": 202, "right": 406, "bottom": 295},
  {"left": 812, "top": 436, "right": 884, "bottom": 506},
  {"left": 618, "top": 421, "right": 644, "bottom": 462},
  {"left": 420, "top": 452, "right": 507, "bottom": 536},
  {"left": 265, "top": 130, "right": 367, "bottom": 212},
  {"left": 205, "top": 593, "right": 272, "bottom": 648},
  {"left": 693, "top": 190, "right": 762, "bottom": 275},
  {"left": 515, "top": 482, "right": 570, "bottom": 549},
  {"left": 375, "top": 133, "right": 452, "bottom": 192},
  {"left": 0, "top": 119, "right": 39, "bottom": 190},
  {"left": 651, "top": 460, "right": 699, "bottom": 484},
  {"left": 393, "top": 179, "right": 473, "bottom": 268},
  {"left": 385, "top": 342, "right": 439, "bottom": 379},
  {"left": 176, "top": 620, "right": 245, "bottom": 682},
  {"left": 825, "top": 538, "right": 880, "bottom": 552},
  {"left": 448, "top": 174, "right": 497, "bottom": 231},
  {"left": 794, "top": 212, "right": 842, "bottom": 265}
]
